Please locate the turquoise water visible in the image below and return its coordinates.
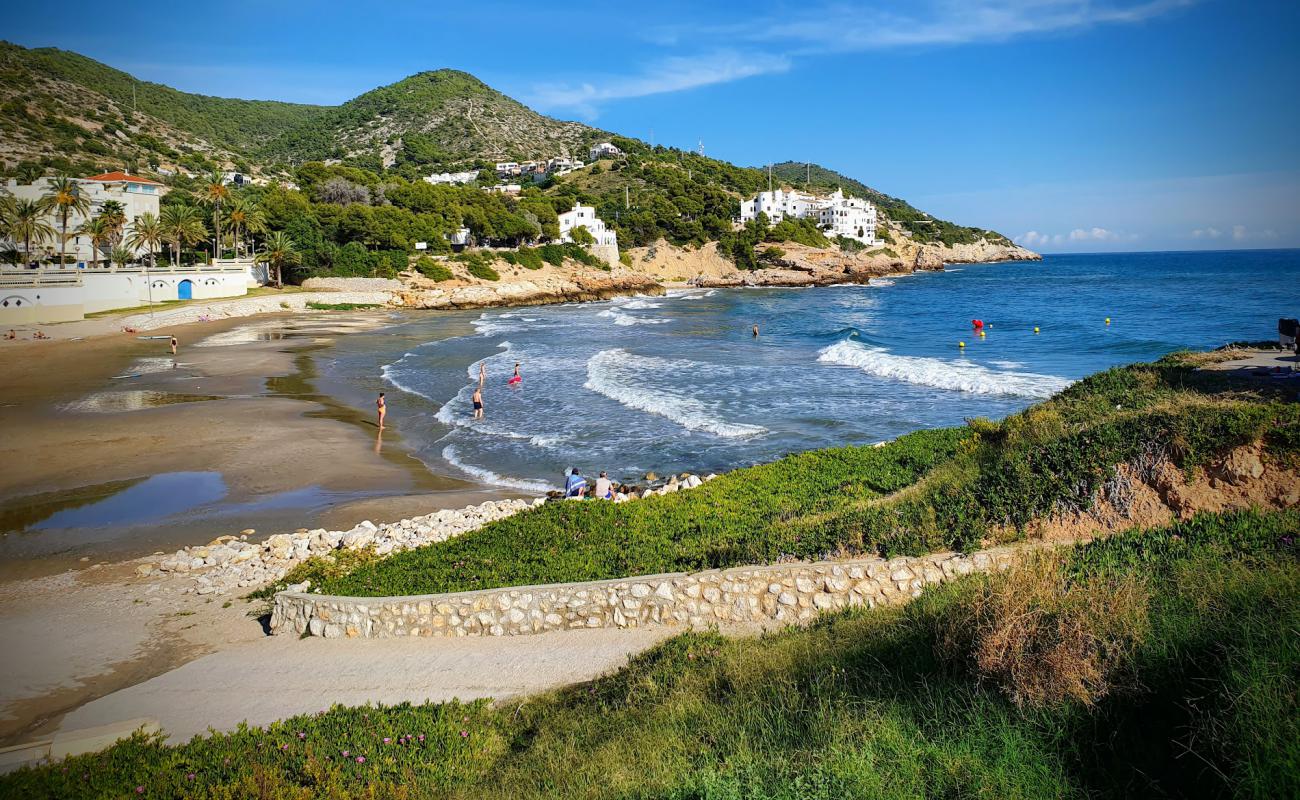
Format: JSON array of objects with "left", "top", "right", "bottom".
[{"left": 324, "top": 249, "right": 1299, "bottom": 492}]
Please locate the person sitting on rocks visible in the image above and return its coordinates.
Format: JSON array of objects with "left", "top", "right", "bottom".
[
  {"left": 594, "top": 471, "right": 614, "bottom": 500},
  {"left": 564, "top": 467, "right": 587, "bottom": 499}
]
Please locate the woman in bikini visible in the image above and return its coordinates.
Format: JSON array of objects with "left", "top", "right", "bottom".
[
  {"left": 376, "top": 392, "right": 386, "bottom": 430},
  {"left": 508, "top": 362, "right": 522, "bottom": 385}
]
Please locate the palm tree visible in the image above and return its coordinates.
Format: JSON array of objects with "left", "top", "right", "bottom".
[
  {"left": 202, "top": 170, "right": 230, "bottom": 260},
  {"left": 226, "top": 195, "right": 257, "bottom": 258},
  {"left": 255, "top": 231, "right": 299, "bottom": 288},
  {"left": 16, "top": 164, "right": 43, "bottom": 184},
  {"left": 127, "top": 212, "right": 164, "bottom": 269},
  {"left": 44, "top": 176, "right": 91, "bottom": 268},
  {"left": 110, "top": 245, "right": 133, "bottom": 269},
  {"left": 10, "top": 198, "right": 55, "bottom": 267},
  {"left": 160, "top": 204, "right": 207, "bottom": 266},
  {"left": 98, "top": 200, "right": 127, "bottom": 246},
  {"left": 76, "top": 215, "right": 114, "bottom": 269}
]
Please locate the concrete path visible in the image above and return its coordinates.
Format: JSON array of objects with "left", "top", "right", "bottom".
[{"left": 54, "top": 628, "right": 672, "bottom": 743}]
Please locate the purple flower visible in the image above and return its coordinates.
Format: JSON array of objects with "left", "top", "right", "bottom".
[
  {"left": 383, "top": 737, "right": 391, "bottom": 743},
  {"left": 280, "top": 744, "right": 289, "bottom": 751},
  {"left": 356, "top": 756, "right": 366, "bottom": 763},
  {"left": 186, "top": 773, "right": 195, "bottom": 781},
  {"left": 297, "top": 732, "right": 306, "bottom": 739},
  {"left": 136, "top": 788, "right": 144, "bottom": 795},
  {"left": 342, "top": 750, "right": 350, "bottom": 757},
  {"left": 418, "top": 734, "right": 425, "bottom": 742},
  {"left": 460, "top": 730, "right": 469, "bottom": 738}
]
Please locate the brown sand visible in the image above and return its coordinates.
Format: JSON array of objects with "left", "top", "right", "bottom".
[{"left": 0, "top": 311, "right": 518, "bottom": 744}]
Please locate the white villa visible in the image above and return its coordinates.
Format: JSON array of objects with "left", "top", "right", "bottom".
[
  {"left": 558, "top": 203, "right": 617, "bottom": 249},
  {"left": 738, "top": 187, "right": 878, "bottom": 245},
  {"left": 589, "top": 142, "right": 622, "bottom": 160},
  {"left": 423, "top": 170, "right": 479, "bottom": 186},
  {"left": 1, "top": 171, "right": 261, "bottom": 324},
  {"left": 5, "top": 171, "right": 167, "bottom": 265}
]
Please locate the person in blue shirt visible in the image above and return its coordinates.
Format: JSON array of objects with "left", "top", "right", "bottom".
[{"left": 564, "top": 467, "right": 587, "bottom": 498}]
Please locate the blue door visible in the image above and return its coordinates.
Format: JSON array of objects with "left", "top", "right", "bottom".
[{"left": 177, "top": 280, "right": 193, "bottom": 300}]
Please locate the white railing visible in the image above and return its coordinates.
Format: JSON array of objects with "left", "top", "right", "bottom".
[{"left": 0, "top": 271, "right": 82, "bottom": 288}]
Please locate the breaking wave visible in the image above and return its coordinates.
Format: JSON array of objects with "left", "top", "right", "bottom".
[
  {"left": 596, "top": 309, "right": 670, "bottom": 327},
  {"left": 583, "top": 349, "right": 766, "bottom": 438},
  {"left": 817, "top": 340, "right": 1071, "bottom": 399},
  {"left": 441, "top": 445, "right": 551, "bottom": 493}
]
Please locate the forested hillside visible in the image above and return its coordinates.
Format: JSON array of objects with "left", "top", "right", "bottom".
[{"left": 1, "top": 40, "right": 1029, "bottom": 279}]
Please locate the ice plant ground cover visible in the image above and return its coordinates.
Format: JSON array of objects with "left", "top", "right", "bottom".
[
  {"left": 270, "top": 348, "right": 1300, "bottom": 598},
  {"left": 5, "top": 509, "right": 1298, "bottom": 798}
]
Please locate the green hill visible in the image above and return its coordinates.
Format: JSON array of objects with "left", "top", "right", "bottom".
[
  {"left": 0, "top": 41, "right": 323, "bottom": 160},
  {"left": 0, "top": 40, "right": 1024, "bottom": 255},
  {"left": 258, "top": 69, "right": 604, "bottom": 169}
]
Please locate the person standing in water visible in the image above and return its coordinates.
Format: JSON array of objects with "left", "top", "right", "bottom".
[
  {"left": 752, "top": 324, "right": 759, "bottom": 338},
  {"left": 471, "top": 362, "right": 486, "bottom": 420},
  {"left": 376, "top": 392, "right": 386, "bottom": 430},
  {"left": 508, "top": 362, "right": 522, "bottom": 385},
  {"left": 170, "top": 335, "right": 178, "bottom": 355}
]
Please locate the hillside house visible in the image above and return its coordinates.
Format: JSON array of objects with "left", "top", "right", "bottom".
[
  {"left": 738, "top": 187, "right": 878, "bottom": 246},
  {"left": 558, "top": 203, "right": 617, "bottom": 248},
  {"left": 589, "top": 142, "right": 622, "bottom": 160}
]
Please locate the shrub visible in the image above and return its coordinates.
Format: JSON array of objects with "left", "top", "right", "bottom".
[
  {"left": 415, "top": 255, "right": 453, "bottom": 281},
  {"left": 939, "top": 554, "right": 1150, "bottom": 707},
  {"left": 538, "top": 243, "right": 565, "bottom": 266},
  {"left": 759, "top": 245, "right": 785, "bottom": 263},
  {"left": 453, "top": 251, "right": 500, "bottom": 281}
]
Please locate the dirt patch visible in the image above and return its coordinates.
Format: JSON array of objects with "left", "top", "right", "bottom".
[{"left": 1010, "top": 443, "right": 1300, "bottom": 542}]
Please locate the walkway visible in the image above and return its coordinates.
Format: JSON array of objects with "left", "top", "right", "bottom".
[{"left": 53, "top": 627, "right": 671, "bottom": 744}]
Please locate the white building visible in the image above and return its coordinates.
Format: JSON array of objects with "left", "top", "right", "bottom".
[
  {"left": 817, "top": 190, "right": 877, "bottom": 244},
  {"left": 546, "top": 157, "right": 583, "bottom": 175},
  {"left": 737, "top": 187, "right": 877, "bottom": 246},
  {"left": 495, "top": 162, "right": 521, "bottom": 177},
  {"left": 589, "top": 142, "right": 622, "bottom": 160},
  {"left": 3, "top": 172, "right": 167, "bottom": 266},
  {"left": 423, "top": 170, "right": 479, "bottom": 186},
  {"left": 482, "top": 184, "right": 522, "bottom": 195},
  {"left": 558, "top": 203, "right": 617, "bottom": 248}
]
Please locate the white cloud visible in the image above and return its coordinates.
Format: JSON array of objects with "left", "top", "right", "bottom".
[
  {"left": 1232, "top": 224, "right": 1278, "bottom": 242},
  {"left": 664, "top": 1, "right": 1195, "bottom": 55},
  {"left": 527, "top": 51, "right": 790, "bottom": 118},
  {"left": 1191, "top": 226, "right": 1222, "bottom": 239},
  {"left": 549, "top": 1, "right": 1193, "bottom": 116},
  {"left": 1017, "top": 226, "right": 1137, "bottom": 248},
  {"left": 1068, "top": 226, "right": 1125, "bottom": 241}
]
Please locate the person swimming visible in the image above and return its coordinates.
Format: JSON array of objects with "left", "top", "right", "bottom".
[
  {"left": 471, "top": 362, "right": 485, "bottom": 419},
  {"left": 508, "top": 361, "right": 522, "bottom": 385}
]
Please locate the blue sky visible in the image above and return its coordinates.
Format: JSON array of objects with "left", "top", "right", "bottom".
[{"left": 9, "top": 1, "right": 1299, "bottom": 252}]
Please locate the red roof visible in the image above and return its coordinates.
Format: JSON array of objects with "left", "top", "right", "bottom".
[{"left": 83, "top": 171, "right": 164, "bottom": 185}]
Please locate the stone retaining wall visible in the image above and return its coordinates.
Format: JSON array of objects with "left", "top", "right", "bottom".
[{"left": 271, "top": 545, "right": 1031, "bottom": 639}]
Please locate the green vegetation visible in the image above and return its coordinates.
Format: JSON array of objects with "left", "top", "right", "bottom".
[
  {"left": 303, "top": 350, "right": 1300, "bottom": 598},
  {"left": 414, "top": 255, "right": 454, "bottom": 281},
  {"left": 0, "top": 41, "right": 322, "bottom": 158},
  {"left": 453, "top": 250, "right": 500, "bottom": 281},
  {"left": 7, "top": 510, "right": 1297, "bottom": 799}
]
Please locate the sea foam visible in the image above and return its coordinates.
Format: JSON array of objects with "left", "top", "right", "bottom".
[
  {"left": 584, "top": 348, "right": 765, "bottom": 438},
  {"left": 817, "top": 340, "right": 1071, "bottom": 399},
  {"left": 441, "top": 445, "right": 552, "bottom": 492}
]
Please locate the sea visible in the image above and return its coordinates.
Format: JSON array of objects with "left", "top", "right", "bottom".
[{"left": 318, "top": 249, "right": 1300, "bottom": 493}]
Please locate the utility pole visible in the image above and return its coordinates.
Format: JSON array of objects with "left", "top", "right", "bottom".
[
  {"left": 768, "top": 164, "right": 772, "bottom": 192},
  {"left": 624, "top": 185, "right": 629, "bottom": 210}
]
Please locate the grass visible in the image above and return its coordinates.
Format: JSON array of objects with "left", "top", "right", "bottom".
[
  {"left": 6, "top": 510, "right": 1297, "bottom": 799},
  {"left": 304, "top": 302, "right": 382, "bottom": 311},
  {"left": 302, "top": 350, "right": 1300, "bottom": 598}
]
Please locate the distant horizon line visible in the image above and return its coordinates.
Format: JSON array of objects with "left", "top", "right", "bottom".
[{"left": 1036, "top": 246, "right": 1299, "bottom": 256}]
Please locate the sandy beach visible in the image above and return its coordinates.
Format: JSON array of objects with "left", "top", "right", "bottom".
[{"left": 0, "top": 309, "right": 518, "bottom": 744}]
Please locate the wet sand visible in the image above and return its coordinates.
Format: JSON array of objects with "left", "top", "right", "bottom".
[
  {"left": 0, "top": 311, "right": 517, "bottom": 743},
  {"left": 0, "top": 311, "right": 512, "bottom": 576}
]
